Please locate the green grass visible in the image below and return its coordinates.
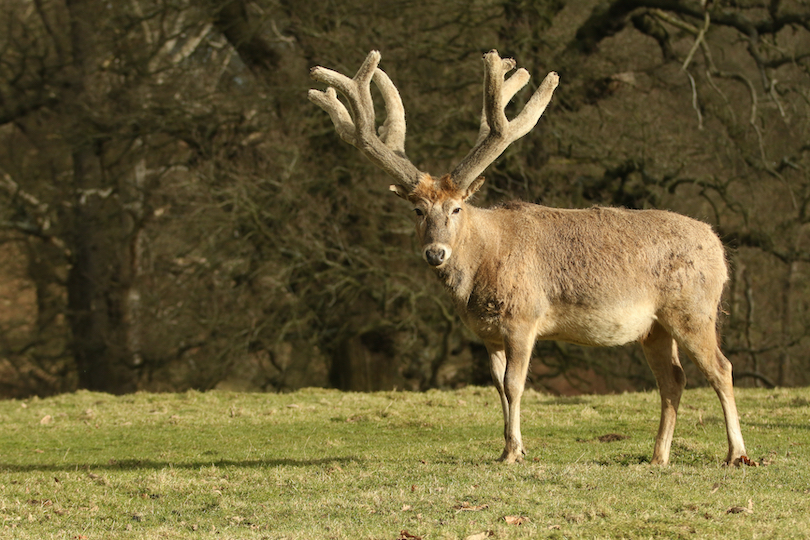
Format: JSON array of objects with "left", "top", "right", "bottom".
[{"left": 0, "top": 386, "right": 808, "bottom": 539}]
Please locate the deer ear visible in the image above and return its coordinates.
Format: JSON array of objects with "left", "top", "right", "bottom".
[
  {"left": 462, "top": 176, "right": 485, "bottom": 201},
  {"left": 389, "top": 184, "right": 411, "bottom": 200}
]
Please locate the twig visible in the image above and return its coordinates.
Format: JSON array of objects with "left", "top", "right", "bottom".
[
  {"left": 685, "top": 71, "right": 703, "bottom": 130},
  {"left": 683, "top": 12, "right": 711, "bottom": 71},
  {"left": 734, "top": 371, "right": 776, "bottom": 388}
]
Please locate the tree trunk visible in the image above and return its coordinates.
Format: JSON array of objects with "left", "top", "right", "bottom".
[
  {"left": 64, "top": 0, "right": 137, "bottom": 393},
  {"left": 66, "top": 148, "right": 137, "bottom": 393}
]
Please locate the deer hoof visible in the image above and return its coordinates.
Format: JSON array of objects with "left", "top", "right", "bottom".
[
  {"left": 727, "top": 455, "right": 757, "bottom": 467},
  {"left": 497, "top": 448, "right": 525, "bottom": 464}
]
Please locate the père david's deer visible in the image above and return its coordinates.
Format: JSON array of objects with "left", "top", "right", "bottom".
[{"left": 308, "top": 50, "right": 749, "bottom": 466}]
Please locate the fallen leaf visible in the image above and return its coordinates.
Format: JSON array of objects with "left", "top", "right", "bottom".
[
  {"left": 464, "top": 532, "right": 492, "bottom": 540},
  {"left": 397, "top": 530, "right": 422, "bottom": 540},
  {"left": 726, "top": 499, "right": 754, "bottom": 515},
  {"left": 402, "top": 504, "right": 413, "bottom": 511},
  {"left": 548, "top": 524, "right": 562, "bottom": 530},
  {"left": 710, "top": 482, "right": 720, "bottom": 494},
  {"left": 759, "top": 452, "right": 777, "bottom": 466},
  {"left": 504, "top": 515, "right": 529, "bottom": 525},
  {"left": 40, "top": 415, "right": 53, "bottom": 425},
  {"left": 454, "top": 502, "right": 489, "bottom": 512},
  {"left": 726, "top": 506, "right": 749, "bottom": 514}
]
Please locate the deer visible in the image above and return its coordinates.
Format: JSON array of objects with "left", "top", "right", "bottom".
[{"left": 308, "top": 50, "right": 749, "bottom": 466}]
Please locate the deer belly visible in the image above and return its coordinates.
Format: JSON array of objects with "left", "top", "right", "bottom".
[{"left": 540, "top": 303, "right": 657, "bottom": 347}]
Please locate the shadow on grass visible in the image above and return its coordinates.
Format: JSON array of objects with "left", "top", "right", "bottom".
[
  {"left": 591, "top": 453, "right": 651, "bottom": 466},
  {"left": 539, "top": 396, "right": 591, "bottom": 406},
  {"left": 0, "top": 456, "right": 363, "bottom": 473},
  {"left": 742, "top": 419, "right": 810, "bottom": 431}
]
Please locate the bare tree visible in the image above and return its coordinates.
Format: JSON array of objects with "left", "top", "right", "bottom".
[
  {"left": 0, "top": 0, "right": 260, "bottom": 393},
  {"left": 544, "top": 0, "right": 810, "bottom": 387},
  {"left": 1, "top": 0, "right": 808, "bottom": 397}
]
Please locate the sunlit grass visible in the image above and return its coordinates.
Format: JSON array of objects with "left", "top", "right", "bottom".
[{"left": 0, "top": 387, "right": 808, "bottom": 539}]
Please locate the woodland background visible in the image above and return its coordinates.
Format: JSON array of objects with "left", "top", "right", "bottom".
[{"left": 0, "top": 0, "right": 808, "bottom": 397}]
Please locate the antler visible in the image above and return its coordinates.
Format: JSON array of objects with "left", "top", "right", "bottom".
[
  {"left": 450, "top": 50, "right": 559, "bottom": 191},
  {"left": 308, "top": 51, "right": 424, "bottom": 190}
]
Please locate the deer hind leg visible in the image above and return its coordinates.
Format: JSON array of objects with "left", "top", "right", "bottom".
[
  {"left": 640, "top": 321, "right": 686, "bottom": 465},
  {"left": 670, "top": 319, "right": 748, "bottom": 465}
]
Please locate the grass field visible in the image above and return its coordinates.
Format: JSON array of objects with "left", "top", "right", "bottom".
[{"left": 0, "top": 386, "right": 808, "bottom": 539}]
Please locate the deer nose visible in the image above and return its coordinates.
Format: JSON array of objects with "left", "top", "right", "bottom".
[{"left": 423, "top": 245, "right": 450, "bottom": 267}]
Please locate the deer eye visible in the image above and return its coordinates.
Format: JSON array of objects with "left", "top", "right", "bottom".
[
  {"left": 451, "top": 207, "right": 462, "bottom": 215},
  {"left": 414, "top": 208, "right": 424, "bottom": 217}
]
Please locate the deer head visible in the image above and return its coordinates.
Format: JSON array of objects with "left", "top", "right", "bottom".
[{"left": 308, "top": 50, "right": 559, "bottom": 267}]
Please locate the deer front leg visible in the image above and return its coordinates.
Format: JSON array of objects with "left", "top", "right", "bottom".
[
  {"left": 497, "top": 331, "right": 534, "bottom": 463},
  {"left": 486, "top": 344, "right": 510, "bottom": 449}
]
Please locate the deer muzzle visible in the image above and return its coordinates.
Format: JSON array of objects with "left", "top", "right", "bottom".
[{"left": 423, "top": 244, "right": 452, "bottom": 267}]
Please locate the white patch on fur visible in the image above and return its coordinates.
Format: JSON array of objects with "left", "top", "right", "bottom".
[{"left": 540, "top": 301, "right": 657, "bottom": 347}]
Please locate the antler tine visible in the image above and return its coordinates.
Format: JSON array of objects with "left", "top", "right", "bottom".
[
  {"left": 308, "top": 51, "right": 424, "bottom": 190},
  {"left": 451, "top": 50, "right": 559, "bottom": 191},
  {"left": 373, "top": 69, "right": 407, "bottom": 156},
  {"left": 473, "top": 65, "right": 531, "bottom": 147}
]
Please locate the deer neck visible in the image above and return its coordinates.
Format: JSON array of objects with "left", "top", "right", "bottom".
[{"left": 431, "top": 205, "right": 494, "bottom": 303}]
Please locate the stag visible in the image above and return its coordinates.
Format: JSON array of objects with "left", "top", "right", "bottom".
[{"left": 308, "top": 50, "right": 749, "bottom": 466}]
